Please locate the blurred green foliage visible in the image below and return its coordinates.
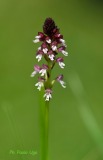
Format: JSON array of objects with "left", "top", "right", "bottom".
[{"left": 0, "top": 0, "right": 103, "bottom": 160}]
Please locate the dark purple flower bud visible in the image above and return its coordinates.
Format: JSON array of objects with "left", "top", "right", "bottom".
[
  {"left": 52, "top": 28, "right": 59, "bottom": 35},
  {"left": 54, "top": 33, "right": 63, "bottom": 39},
  {"left": 43, "top": 18, "right": 58, "bottom": 37}
]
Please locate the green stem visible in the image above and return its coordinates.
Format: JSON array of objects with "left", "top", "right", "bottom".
[{"left": 39, "top": 90, "right": 49, "bottom": 160}]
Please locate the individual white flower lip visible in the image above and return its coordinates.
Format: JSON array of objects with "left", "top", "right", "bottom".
[
  {"left": 51, "top": 41, "right": 57, "bottom": 51},
  {"left": 56, "top": 75, "right": 66, "bottom": 88},
  {"left": 60, "top": 38, "right": 65, "bottom": 44},
  {"left": 62, "top": 50, "right": 68, "bottom": 56},
  {"left": 59, "top": 62, "right": 65, "bottom": 68},
  {"left": 36, "top": 54, "right": 42, "bottom": 62},
  {"left": 33, "top": 39, "right": 40, "bottom": 43},
  {"left": 44, "top": 89, "right": 52, "bottom": 101},
  {"left": 59, "top": 80, "right": 66, "bottom": 88},
  {"left": 48, "top": 50, "right": 55, "bottom": 61},
  {"left": 46, "top": 37, "right": 51, "bottom": 44},
  {"left": 46, "top": 39, "right": 51, "bottom": 43},
  {"left": 58, "top": 46, "right": 68, "bottom": 56},
  {"left": 39, "top": 69, "right": 47, "bottom": 76},
  {"left": 49, "top": 54, "right": 55, "bottom": 61},
  {"left": 36, "top": 50, "right": 44, "bottom": 62},
  {"left": 43, "top": 48, "right": 48, "bottom": 54},
  {"left": 52, "top": 45, "right": 57, "bottom": 51},
  {"left": 35, "top": 77, "right": 45, "bottom": 91},
  {"left": 35, "top": 35, "right": 41, "bottom": 39},
  {"left": 56, "top": 57, "right": 65, "bottom": 69},
  {"left": 59, "top": 38, "right": 67, "bottom": 47},
  {"left": 31, "top": 71, "right": 37, "bottom": 77},
  {"left": 39, "top": 64, "right": 49, "bottom": 76},
  {"left": 35, "top": 81, "right": 44, "bottom": 91},
  {"left": 33, "top": 32, "right": 45, "bottom": 43},
  {"left": 42, "top": 43, "right": 48, "bottom": 54}
]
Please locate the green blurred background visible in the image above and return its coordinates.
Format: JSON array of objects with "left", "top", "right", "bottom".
[{"left": 0, "top": 0, "right": 103, "bottom": 160}]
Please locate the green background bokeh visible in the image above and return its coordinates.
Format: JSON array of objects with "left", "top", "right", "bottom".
[{"left": 0, "top": 0, "right": 103, "bottom": 160}]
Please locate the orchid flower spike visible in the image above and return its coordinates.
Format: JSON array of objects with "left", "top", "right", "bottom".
[{"left": 31, "top": 18, "right": 68, "bottom": 101}]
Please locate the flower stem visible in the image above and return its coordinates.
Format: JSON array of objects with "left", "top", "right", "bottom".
[{"left": 39, "top": 90, "right": 49, "bottom": 160}]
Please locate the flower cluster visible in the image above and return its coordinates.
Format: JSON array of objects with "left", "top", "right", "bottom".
[{"left": 31, "top": 18, "right": 68, "bottom": 101}]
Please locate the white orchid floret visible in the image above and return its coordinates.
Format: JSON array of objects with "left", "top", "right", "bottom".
[
  {"left": 52, "top": 45, "right": 57, "bottom": 51},
  {"left": 36, "top": 50, "right": 43, "bottom": 62},
  {"left": 35, "top": 35, "right": 41, "bottom": 39},
  {"left": 58, "top": 46, "right": 68, "bottom": 56},
  {"left": 62, "top": 50, "right": 68, "bottom": 56},
  {"left": 35, "top": 82, "right": 44, "bottom": 91},
  {"left": 39, "top": 64, "right": 48, "bottom": 76},
  {"left": 33, "top": 32, "right": 45, "bottom": 43},
  {"left": 42, "top": 43, "right": 48, "bottom": 54},
  {"left": 48, "top": 50, "right": 55, "bottom": 61},
  {"left": 60, "top": 39, "right": 67, "bottom": 47},
  {"left": 60, "top": 39, "right": 65, "bottom": 44},
  {"left": 56, "top": 75, "right": 66, "bottom": 88},
  {"left": 33, "top": 39, "right": 40, "bottom": 43},
  {"left": 35, "top": 77, "right": 45, "bottom": 91},
  {"left": 51, "top": 41, "right": 57, "bottom": 51},
  {"left": 45, "top": 36, "right": 51, "bottom": 44},
  {"left": 36, "top": 54, "right": 42, "bottom": 62},
  {"left": 44, "top": 89, "right": 52, "bottom": 101},
  {"left": 49, "top": 54, "right": 55, "bottom": 61},
  {"left": 59, "top": 80, "right": 66, "bottom": 88},
  {"left": 46, "top": 39, "right": 51, "bottom": 44},
  {"left": 56, "top": 57, "right": 65, "bottom": 69},
  {"left": 43, "top": 48, "right": 48, "bottom": 54},
  {"left": 30, "top": 71, "right": 37, "bottom": 77},
  {"left": 39, "top": 69, "right": 47, "bottom": 76},
  {"left": 59, "top": 62, "right": 65, "bottom": 68}
]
